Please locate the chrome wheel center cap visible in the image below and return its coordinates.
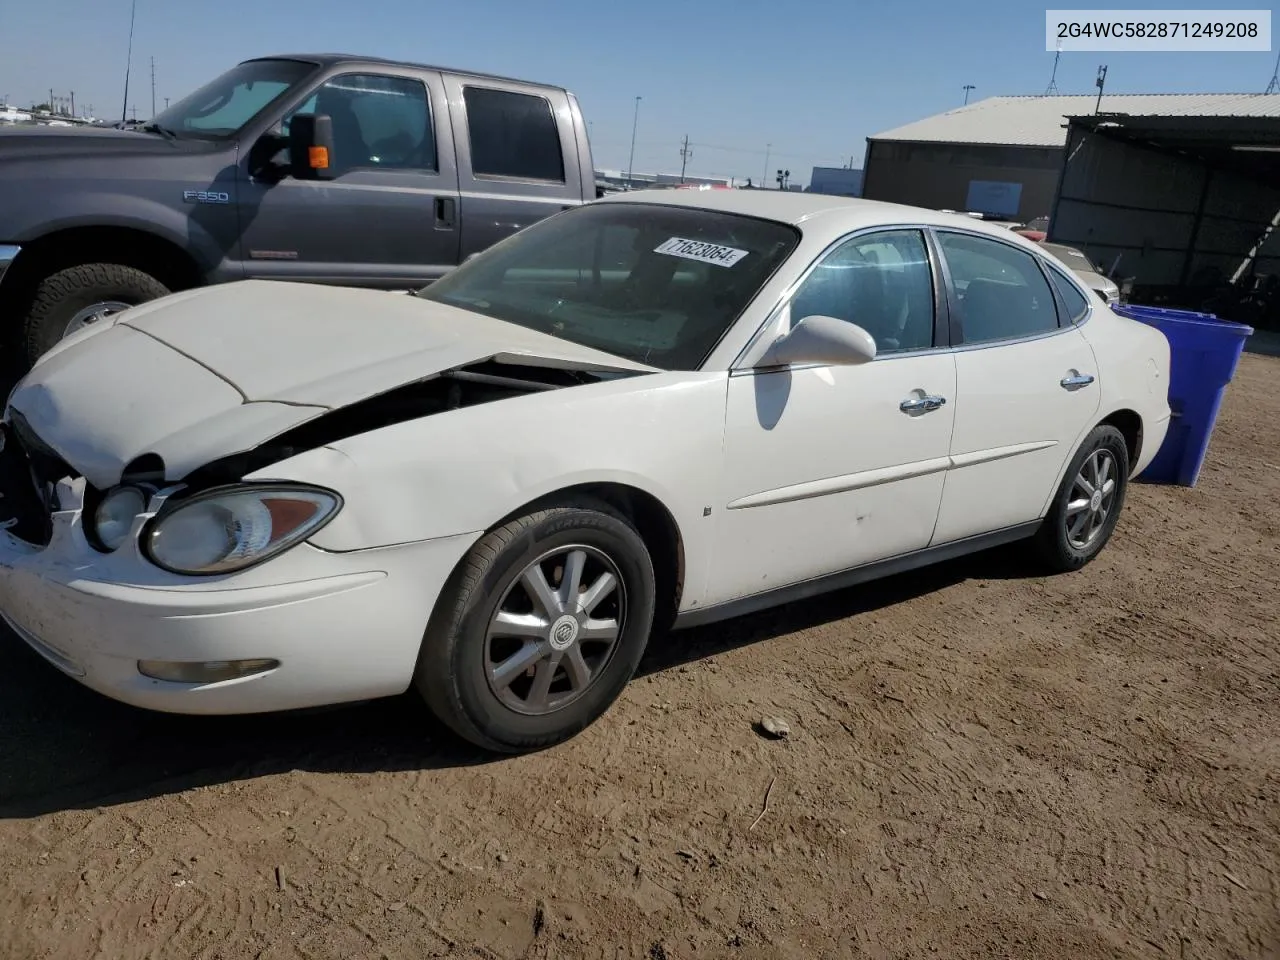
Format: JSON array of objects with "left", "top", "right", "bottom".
[
  {"left": 549, "top": 614, "right": 580, "bottom": 651},
  {"left": 1089, "top": 490, "right": 1103, "bottom": 512}
]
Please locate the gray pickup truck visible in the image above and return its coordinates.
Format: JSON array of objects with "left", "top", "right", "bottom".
[{"left": 0, "top": 54, "right": 598, "bottom": 368}]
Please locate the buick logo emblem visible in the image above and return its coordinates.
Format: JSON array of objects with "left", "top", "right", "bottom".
[{"left": 549, "top": 615, "right": 579, "bottom": 651}]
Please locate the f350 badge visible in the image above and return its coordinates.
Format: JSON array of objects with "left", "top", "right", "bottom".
[{"left": 182, "top": 190, "right": 230, "bottom": 204}]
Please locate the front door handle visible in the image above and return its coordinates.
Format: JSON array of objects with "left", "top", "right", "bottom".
[
  {"left": 1060, "top": 372, "right": 1096, "bottom": 389},
  {"left": 900, "top": 395, "right": 947, "bottom": 413}
]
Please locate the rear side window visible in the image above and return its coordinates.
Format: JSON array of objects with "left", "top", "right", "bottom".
[
  {"left": 1046, "top": 264, "right": 1091, "bottom": 323},
  {"left": 938, "top": 232, "right": 1059, "bottom": 344},
  {"left": 464, "top": 87, "right": 565, "bottom": 183}
]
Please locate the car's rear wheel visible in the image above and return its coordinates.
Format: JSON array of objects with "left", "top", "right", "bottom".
[
  {"left": 23, "top": 263, "right": 170, "bottom": 366},
  {"left": 416, "top": 500, "right": 656, "bottom": 753},
  {"left": 1034, "top": 424, "right": 1130, "bottom": 572}
]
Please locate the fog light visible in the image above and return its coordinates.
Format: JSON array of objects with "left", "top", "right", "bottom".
[{"left": 137, "top": 658, "right": 279, "bottom": 683}]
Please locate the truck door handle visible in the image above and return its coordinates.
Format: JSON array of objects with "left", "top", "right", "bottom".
[
  {"left": 1060, "top": 373, "right": 1095, "bottom": 389},
  {"left": 434, "top": 197, "right": 456, "bottom": 229},
  {"left": 900, "top": 395, "right": 947, "bottom": 413}
]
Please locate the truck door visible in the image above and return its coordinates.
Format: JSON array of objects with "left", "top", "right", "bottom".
[
  {"left": 236, "top": 67, "right": 461, "bottom": 288},
  {"left": 440, "top": 74, "right": 587, "bottom": 260}
]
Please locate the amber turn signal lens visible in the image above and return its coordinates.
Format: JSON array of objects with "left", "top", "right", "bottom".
[{"left": 309, "top": 146, "right": 329, "bottom": 169}]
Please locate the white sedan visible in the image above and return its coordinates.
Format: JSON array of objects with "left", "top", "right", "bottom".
[{"left": 0, "top": 191, "right": 1171, "bottom": 753}]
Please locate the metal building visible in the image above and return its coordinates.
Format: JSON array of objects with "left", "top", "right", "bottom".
[
  {"left": 863, "top": 94, "right": 1280, "bottom": 315},
  {"left": 1052, "top": 97, "right": 1280, "bottom": 305}
]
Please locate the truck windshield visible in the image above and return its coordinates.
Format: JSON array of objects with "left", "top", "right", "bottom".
[
  {"left": 417, "top": 202, "right": 800, "bottom": 370},
  {"left": 149, "top": 59, "right": 316, "bottom": 139}
]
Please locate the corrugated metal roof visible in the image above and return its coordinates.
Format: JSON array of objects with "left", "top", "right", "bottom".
[{"left": 869, "top": 94, "right": 1280, "bottom": 148}]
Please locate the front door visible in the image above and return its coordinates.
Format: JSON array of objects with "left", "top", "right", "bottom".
[
  {"left": 236, "top": 68, "right": 460, "bottom": 288},
  {"left": 705, "top": 228, "right": 958, "bottom": 607},
  {"left": 930, "top": 229, "right": 1102, "bottom": 544}
]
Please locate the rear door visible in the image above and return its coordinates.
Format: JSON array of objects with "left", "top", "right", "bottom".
[
  {"left": 236, "top": 67, "right": 461, "bottom": 287},
  {"left": 930, "top": 229, "right": 1101, "bottom": 545},
  {"left": 441, "top": 75, "right": 585, "bottom": 261}
]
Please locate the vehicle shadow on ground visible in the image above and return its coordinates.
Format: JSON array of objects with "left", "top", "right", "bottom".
[{"left": 0, "top": 545, "right": 1041, "bottom": 819}]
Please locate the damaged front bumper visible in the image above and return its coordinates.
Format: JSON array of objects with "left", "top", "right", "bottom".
[{"left": 0, "top": 423, "right": 479, "bottom": 715}]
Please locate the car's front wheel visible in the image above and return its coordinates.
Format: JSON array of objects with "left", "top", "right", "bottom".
[
  {"left": 1034, "top": 423, "right": 1130, "bottom": 572},
  {"left": 416, "top": 500, "right": 656, "bottom": 753}
]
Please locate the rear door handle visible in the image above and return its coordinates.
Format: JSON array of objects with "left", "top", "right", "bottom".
[
  {"left": 434, "top": 196, "right": 456, "bottom": 229},
  {"left": 900, "top": 395, "right": 947, "bottom": 413},
  {"left": 1060, "top": 373, "right": 1095, "bottom": 389}
]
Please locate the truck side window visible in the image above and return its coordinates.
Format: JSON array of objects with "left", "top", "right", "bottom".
[
  {"left": 283, "top": 74, "right": 436, "bottom": 173},
  {"left": 463, "top": 87, "right": 565, "bottom": 183}
]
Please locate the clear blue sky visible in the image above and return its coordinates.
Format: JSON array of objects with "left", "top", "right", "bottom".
[{"left": 3, "top": 0, "right": 1276, "bottom": 185}]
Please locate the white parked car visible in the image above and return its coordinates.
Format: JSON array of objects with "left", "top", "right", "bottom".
[{"left": 0, "top": 192, "right": 1171, "bottom": 753}]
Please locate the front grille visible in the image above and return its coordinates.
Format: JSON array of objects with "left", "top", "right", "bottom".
[{"left": 0, "top": 417, "right": 61, "bottom": 546}]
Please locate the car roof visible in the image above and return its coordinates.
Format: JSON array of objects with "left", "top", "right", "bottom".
[
  {"left": 243, "top": 54, "right": 568, "bottom": 92},
  {"left": 596, "top": 189, "right": 1043, "bottom": 245}
]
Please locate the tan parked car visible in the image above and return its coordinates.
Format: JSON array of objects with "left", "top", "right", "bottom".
[{"left": 1039, "top": 242, "right": 1121, "bottom": 304}]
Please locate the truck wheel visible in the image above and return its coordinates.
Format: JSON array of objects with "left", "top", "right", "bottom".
[{"left": 22, "top": 263, "right": 170, "bottom": 366}]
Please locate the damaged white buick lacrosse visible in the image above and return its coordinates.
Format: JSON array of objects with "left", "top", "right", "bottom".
[{"left": 0, "top": 191, "right": 1171, "bottom": 752}]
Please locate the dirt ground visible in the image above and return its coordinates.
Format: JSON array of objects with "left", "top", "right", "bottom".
[{"left": 1, "top": 354, "right": 1277, "bottom": 960}]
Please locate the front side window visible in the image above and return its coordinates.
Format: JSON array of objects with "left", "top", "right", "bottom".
[
  {"left": 151, "top": 59, "right": 314, "bottom": 139},
  {"left": 282, "top": 74, "right": 435, "bottom": 173},
  {"left": 938, "top": 232, "right": 1059, "bottom": 344},
  {"left": 417, "top": 203, "right": 800, "bottom": 370},
  {"left": 788, "top": 230, "right": 935, "bottom": 354},
  {"left": 463, "top": 87, "right": 565, "bottom": 183}
]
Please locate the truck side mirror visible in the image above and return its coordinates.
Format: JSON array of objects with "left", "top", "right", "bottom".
[{"left": 288, "top": 113, "right": 335, "bottom": 181}]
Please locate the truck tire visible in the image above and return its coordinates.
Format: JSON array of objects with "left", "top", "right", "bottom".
[{"left": 22, "top": 263, "right": 170, "bottom": 367}]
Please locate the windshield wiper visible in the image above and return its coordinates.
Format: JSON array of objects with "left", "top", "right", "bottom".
[{"left": 139, "top": 122, "right": 178, "bottom": 141}]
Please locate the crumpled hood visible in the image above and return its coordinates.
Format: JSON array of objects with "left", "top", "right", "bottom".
[{"left": 7, "top": 280, "right": 656, "bottom": 489}]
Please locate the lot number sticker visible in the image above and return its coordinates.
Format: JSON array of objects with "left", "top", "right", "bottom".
[{"left": 654, "top": 237, "right": 749, "bottom": 268}]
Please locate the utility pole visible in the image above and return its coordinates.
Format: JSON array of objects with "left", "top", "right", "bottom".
[
  {"left": 1045, "top": 40, "right": 1063, "bottom": 95},
  {"left": 626, "top": 95, "right": 641, "bottom": 187},
  {"left": 962, "top": 84, "right": 975, "bottom": 105},
  {"left": 164, "top": 97, "right": 169, "bottom": 109},
  {"left": 70, "top": 91, "right": 75, "bottom": 117},
  {"left": 762, "top": 143, "right": 771, "bottom": 190},
  {"left": 48, "top": 88, "right": 53, "bottom": 111},
  {"left": 130, "top": 104, "right": 137, "bottom": 122},
  {"left": 121, "top": 0, "right": 136, "bottom": 124},
  {"left": 1094, "top": 64, "right": 1108, "bottom": 113},
  {"left": 150, "top": 56, "right": 156, "bottom": 117},
  {"left": 679, "top": 134, "right": 692, "bottom": 183},
  {"left": 1267, "top": 47, "right": 1279, "bottom": 94}
]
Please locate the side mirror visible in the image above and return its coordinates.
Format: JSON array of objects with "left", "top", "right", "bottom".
[
  {"left": 756, "top": 315, "right": 877, "bottom": 368},
  {"left": 288, "top": 113, "right": 335, "bottom": 180}
]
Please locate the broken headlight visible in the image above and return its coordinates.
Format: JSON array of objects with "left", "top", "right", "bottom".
[
  {"left": 142, "top": 484, "right": 341, "bottom": 576},
  {"left": 92, "top": 485, "right": 150, "bottom": 551}
]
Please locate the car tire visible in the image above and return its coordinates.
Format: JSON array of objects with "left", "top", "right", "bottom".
[
  {"left": 23, "top": 263, "right": 170, "bottom": 367},
  {"left": 415, "top": 500, "right": 657, "bottom": 754},
  {"left": 1033, "top": 424, "right": 1130, "bottom": 573}
]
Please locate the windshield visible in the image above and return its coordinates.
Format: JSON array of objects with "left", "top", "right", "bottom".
[
  {"left": 417, "top": 202, "right": 800, "bottom": 370},
  {"left": 149, "top": 59, "right": 316, "bottom": 139}
]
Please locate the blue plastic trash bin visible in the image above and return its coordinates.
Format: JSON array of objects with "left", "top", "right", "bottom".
[{"left": 1111, "top": 304, "right": 1253, "bottom": 487}]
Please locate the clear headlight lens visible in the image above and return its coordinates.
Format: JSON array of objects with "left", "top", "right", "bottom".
[
  {"left": 93, "top": 485, "right": 149, "bottom": 551},
  {"left": 143, "top": 485, "right": 341, "bottom": 575}
]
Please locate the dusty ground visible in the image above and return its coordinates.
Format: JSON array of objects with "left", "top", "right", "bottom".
[{"left": 1, "top": 355, "right": 1277, "bottom": 960}]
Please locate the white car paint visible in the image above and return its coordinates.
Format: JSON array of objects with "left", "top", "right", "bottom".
[{"left": 0, "top": 190, "right": 1171, "bottom": 722}]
